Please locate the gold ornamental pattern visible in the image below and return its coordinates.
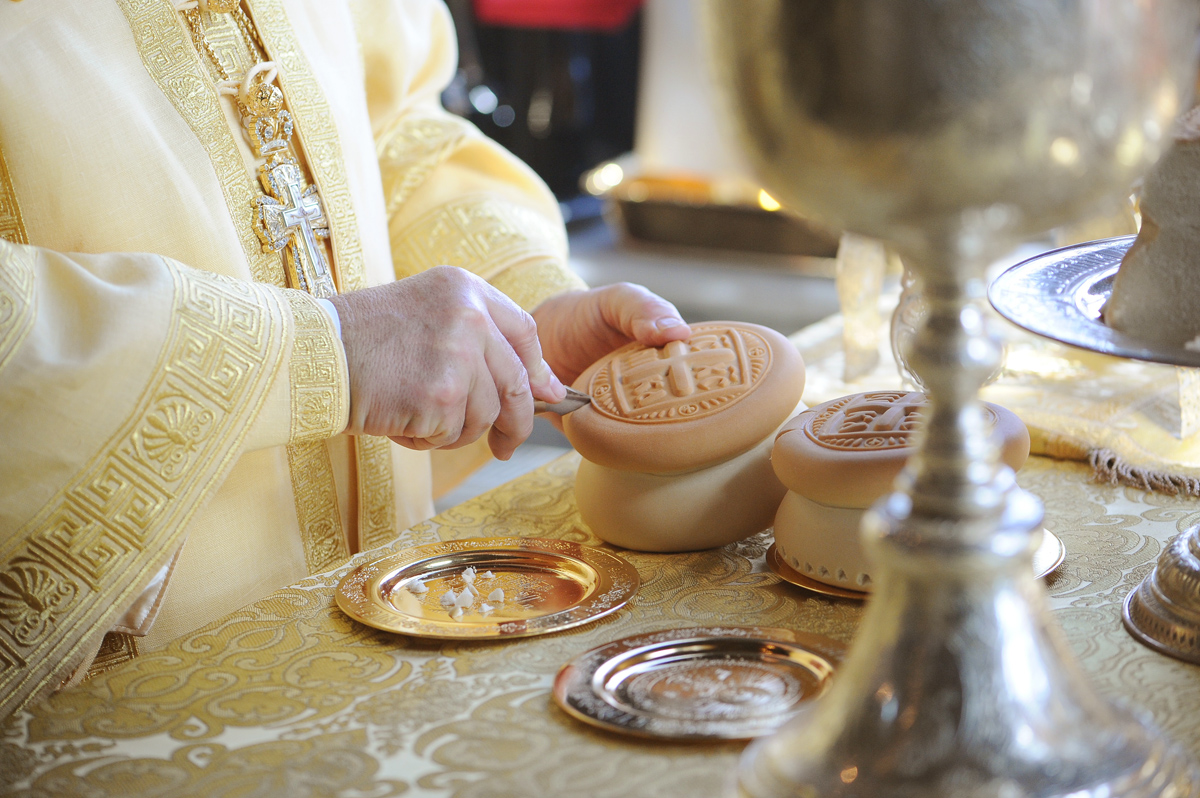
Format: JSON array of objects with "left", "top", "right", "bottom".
[
  {"left": 378, "top": 113, "right": 469, "bottom": 216},
  {"left": 588, "top": 325, "right": 771, "bottom": 423},
  {"left": 248, "top": 0, "right": 368, "bottom": 292},
  {"left": 355, "top": 435, "right": 398, "bottom": 553},
  {"left": 10, "top": 455, "right": 1200, "bottom": 796},
  {"left": 0, "top": 239, "right": 35, "bottom": 373},
  {"left": 115, "top": 0, "right": 284, "bottom": 288},
  {"left": 390, "top": 194, "right": 568, "bottom": 284},
  {"left": 0, "top": 262, "right": 288, "bottom": 719},
  {"left": 0, "top": 139, "right": 27, "bottom": 245},
  {"left": 283, "top": 290, "right": 347, "bottom": 442}
]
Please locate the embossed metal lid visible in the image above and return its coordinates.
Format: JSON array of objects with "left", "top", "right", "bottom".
[
  {"left": 771, "top": 390, "right": 1030, "bottom": 508},
  {"left": 562, "top": 322, "right": 806, "bottom": 474}
]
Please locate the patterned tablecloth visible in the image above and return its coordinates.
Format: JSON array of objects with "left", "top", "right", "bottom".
[{"left": 5, "top": 341, "right": 1200, "bottom": 796}]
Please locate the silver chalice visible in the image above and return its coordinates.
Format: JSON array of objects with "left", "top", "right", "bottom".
[{"left": 705, "top": 1, "right": 1199, "bottom": 795}]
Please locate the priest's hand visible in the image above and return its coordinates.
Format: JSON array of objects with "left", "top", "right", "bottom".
[
  {"left": 329, "top": 266, "right": 566, "bottom": 460},
  {"left": 532, "top": 283, "right": 691, "bottom": 384}
]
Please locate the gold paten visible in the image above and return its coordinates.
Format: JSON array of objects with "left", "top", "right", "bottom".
[
  {"left": 553, "top": 626, "right": 845, "bottom": 741},
  {"left": 767, "top": 531, "right": 1064, "bottom": 601},
  {"left": 336, "top": 537, "right": 638, "bottom": 639},
  {"left": 705, "top": 0, "right": 1200, "bottom": 795}
]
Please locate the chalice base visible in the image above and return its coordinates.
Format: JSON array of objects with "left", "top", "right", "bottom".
[
  {"left": 1123, "top": 525, "right": 1200, "bottom": 666},
  {"left": 736, "top": 490, "right": 1199, "bottom": 797}
]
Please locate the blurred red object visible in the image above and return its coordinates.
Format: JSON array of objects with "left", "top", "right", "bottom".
[{"left": 473, "top": 0, "right": 643, "bottom": 31}]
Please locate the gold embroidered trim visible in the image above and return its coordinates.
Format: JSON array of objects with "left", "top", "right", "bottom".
[
  {"left": 488, "top": 256, "right": 589, "bottom": 312},
  {"left": 0, "top": 139, "right": 27, "bottom": 245},
  {"left": 0, "top": 239, "right": 36, "bottom": 373},
  {"left": 283, "top": 291, "right": 348, "bottom": 441},
  {"left": 0, "top": 263, "right": 287, "bottom": 719},
  {"left": 378, "top": 114, "right": 469, "bottom": 216},
  {"left": 286, "top": 440, "right": 350, "bottom": 573},
  {"left": 354, "top": 436, "right": 396, "bottom": 552},
  {"left": 248, "top": 0, "right": 369, "bottom": 291},
  {"left": 115, "top": 0, "right": 284, "bottom": 287},
  {"left": 84, "top": 632, "right": 139, "bottom": 681},
  {"left": 390, "top": 195, "right": 568, "bottom": 283}
]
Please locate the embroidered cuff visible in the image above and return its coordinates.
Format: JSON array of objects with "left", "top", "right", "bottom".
[{"left": 284, "top": 290, "right": 350, "bottom": 442}]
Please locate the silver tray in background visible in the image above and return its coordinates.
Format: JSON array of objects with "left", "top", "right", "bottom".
[
  {"left": 988, "top": 235, "right": 1200, "bottom": 368},
  {"left": 553, "top": 626, "right": 846, "bottom": 740}
]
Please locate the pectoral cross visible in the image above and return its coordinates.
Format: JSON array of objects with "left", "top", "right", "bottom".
[{"left": 256, "top": 159, "right": 335, "bottom": 298}]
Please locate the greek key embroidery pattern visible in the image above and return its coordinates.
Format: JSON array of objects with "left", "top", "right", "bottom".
[
  {"left": 378, "top": 114, "right": 469, "bottom": 216},
  {"left": 391, "top": 195, "right": 567, "bottom": 283},
  {"left": 0, "top": 239, "right": 35, "bottom": 373},
  {"left": 0, "top": 263, "right": 287, "bottom": 719},
  {"left": 286, "top": 440, "right": 351, "bottom": 573},
  {"left": 283, "top": 290, "right": 346, "bottom": 442},
  {"left": 0, "top": 139, "right": 27, "bottom": 245},
  {"left": 356, "top": 436, "right": 398, "bottom": 553}
]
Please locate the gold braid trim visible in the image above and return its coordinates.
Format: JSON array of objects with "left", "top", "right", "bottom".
[
  {"left": 120, "top": 2, "right": 357, "bottom": 576},
  {"left": 489, "top": 256, "right": 589, "bottom": 312},
  {"left": 84, "top": 632, "right": 139, "bottom": 681},
  {"left": 115, "top": 0, "right": 284, "bottom": 288},
  {"left": 0, "top": 138, "right": 27, "bottom": 245},
  {"left": 0, "top": 263, "right": 288, "bottom": 719},
  {"left": 0, "top": 239, "right": 36, "bottom": 373},
  {"left": 390, "top": 194, "right": 569, "bottom": 284},
  {"left": 378, "top": 113, "right": 469, "bottom": 216},
  {"left": 280, "top": 291, "right": 352, "bottom": 571},
  {"left": 355, "top": 436, "right": 397, "bottom": 552},
  {"left": 248, "top": 0, "right": 368, "bottom": 292},
  {"left": 285, "top": 441, "right": 351, "bottom": 573},
  {"left": 248, "top": 0, "right": 395, "bottom": 556},
  {"left": 283, "top": 291, "right": 348, "bottom": 442}
]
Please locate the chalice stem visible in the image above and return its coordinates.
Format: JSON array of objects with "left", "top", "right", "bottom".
[{"left": 738, "top": 242, "right": 1199, "bottom": 797}]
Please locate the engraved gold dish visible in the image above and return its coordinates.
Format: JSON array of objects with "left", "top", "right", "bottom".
[
  {"left": 335, "top": 537, "right": 639, "bottom": 639},
  {"left": 553, "top": 626, "right": 846, "bottom": 740},
  {"left": 766, "top": 530, "right": 1065, "bottom": 600}
]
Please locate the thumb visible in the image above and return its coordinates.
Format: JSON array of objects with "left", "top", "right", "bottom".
[{"left": 601, "top": 283, "right": 690, "bottom": 347}]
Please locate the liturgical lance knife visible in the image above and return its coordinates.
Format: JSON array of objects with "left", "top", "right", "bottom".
[{"left": 534, "top": 386, "right": 591, "bottom": 416}]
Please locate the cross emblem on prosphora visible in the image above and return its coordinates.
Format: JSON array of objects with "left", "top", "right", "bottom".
[
  {"left": 256, "top": 159, "right": 336, "bottom": 298},
  {"left": 613, "top": 340, "right": 737, "bottom": 413},
  {"left": 824, "top": 391, "right": 928, "bottom": 436}
]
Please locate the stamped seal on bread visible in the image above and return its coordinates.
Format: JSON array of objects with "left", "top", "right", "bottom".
[{"left": 564, "top": 322, "right": 805, "bottom": 474}]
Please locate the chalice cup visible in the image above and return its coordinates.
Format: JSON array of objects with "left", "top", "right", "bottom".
[{"left": 706, "top": 2, "right": 1199, "bottom": 796}]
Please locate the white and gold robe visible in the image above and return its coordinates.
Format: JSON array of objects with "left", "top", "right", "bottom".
[{"left": 0, "top": 0, "right": 586, "bottom": 717}]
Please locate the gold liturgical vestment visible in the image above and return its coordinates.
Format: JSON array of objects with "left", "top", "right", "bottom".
[{"left": 0, "top": 0, "right": 586, "bottom": 718}]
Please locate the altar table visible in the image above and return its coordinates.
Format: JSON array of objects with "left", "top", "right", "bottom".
[{"left": 4, "top": 345, "right": 1200, "bottom": 797}]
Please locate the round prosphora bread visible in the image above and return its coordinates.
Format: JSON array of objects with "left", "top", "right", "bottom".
[
  {"left": 563, "top": 321, "right": 806, "bottom": 552},
  {"left": 1104, "top": 106, "right": 1200, "bottom": 347},
  {"left": 771, "top": 390, "right": 1030, "bottom": 589}
]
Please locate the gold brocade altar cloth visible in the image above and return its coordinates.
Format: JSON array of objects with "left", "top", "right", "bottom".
[{"left": 5, "top": 321, "right": 1200, "bottom": 795}]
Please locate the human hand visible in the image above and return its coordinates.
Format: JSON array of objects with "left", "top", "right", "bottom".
[
  {"left": 532, "top": 283, "right": 691, "bottom": 385},
  {"left": 329, "top": 266, "right": 566, "bottom": 460}
]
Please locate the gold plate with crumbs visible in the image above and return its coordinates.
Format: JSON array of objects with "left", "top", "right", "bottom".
[
  {"left": 553, "top": 626, "right": 846, "bottom": 740},
  {"left": 767, "top": 529, "right": 1066, "bottom": 600},
  {"left": 336, "top": 537, "right": 639, "bottom": 640}
]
